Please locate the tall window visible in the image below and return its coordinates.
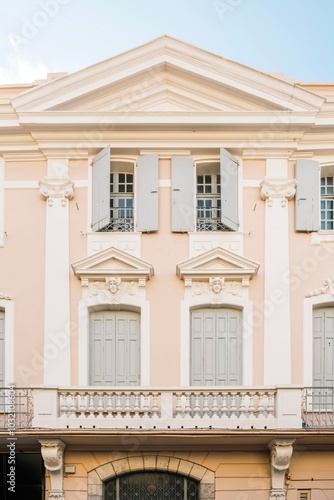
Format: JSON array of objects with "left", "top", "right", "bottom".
[
  {"left": 320, "top": 176, "right": 334, "bottom": 230},
  {"left": 196, "top": 162, "right": 227, "bottom": 232},
  {"left": 109, "top": 172, "right": 134, "bottom": 232}
]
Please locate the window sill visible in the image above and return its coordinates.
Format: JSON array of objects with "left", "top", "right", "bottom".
[{"left": 311, "top": 231, "right": 334, "bottom": 245}]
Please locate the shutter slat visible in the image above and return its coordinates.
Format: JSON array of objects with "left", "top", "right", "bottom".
[
  {"left": 295, "top": 159, "right": 319, "bottom": 232},
  {"left": 220, "top": 147, "right": 239, "bottom": 231},
  {"left": 136, "top": 154, "right": 159, "bottom": 232},
  {"left": 91, "top": 145, "right": 111, "bottom": 231},
  {"left": 171, "top": 157, "right": 195, "bottom": 232}
]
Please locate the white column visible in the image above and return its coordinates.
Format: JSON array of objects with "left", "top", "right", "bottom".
[
  {"left": 260, "top": 160, "right": 296, "bottom": 385},
  {"left": 39, "top": 159, "right": 74, "bottom": 385}
]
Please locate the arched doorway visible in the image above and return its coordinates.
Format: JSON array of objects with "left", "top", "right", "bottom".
[{"left": 104, "top": 471, "right": 199, "bottom": 499}]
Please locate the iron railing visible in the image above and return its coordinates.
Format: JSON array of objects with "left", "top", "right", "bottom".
[
  {"left": 302, "top": 387, "right": 334, "bottom": 428},
  {"left": 0, "top": 387, "right": 33, "bottom": 430}
]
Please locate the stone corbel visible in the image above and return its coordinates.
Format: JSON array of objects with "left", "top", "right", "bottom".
[
  {"left": 260, "top": 178, "right": 296, "bottom": 207},
  {"left": 39, "top": 177, "right": 74, "bottom": 207},
  {"left": 268, "top": 439, "right": 294, "bottom": 500},
  {"left": 39, "top": 439, "right": 66, "bottom": 499}
]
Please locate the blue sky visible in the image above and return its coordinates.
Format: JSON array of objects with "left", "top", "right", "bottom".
[{"left": 0, "top": 0, "right": 333, "bottom": 84}]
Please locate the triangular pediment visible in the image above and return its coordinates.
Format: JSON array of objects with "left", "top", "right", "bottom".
[
  {"left": 71, "top": 247, "right": 154, "bottom": 281},
  {"left": 11, "top": 36, "right": 324, "bottom": 116},
  {"left": 177, "top": 247, "right": 259, "bottom": 281}
]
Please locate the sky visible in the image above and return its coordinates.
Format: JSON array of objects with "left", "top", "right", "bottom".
[{"left": 0, "top": 0, "right": 333, "bottom": 85}]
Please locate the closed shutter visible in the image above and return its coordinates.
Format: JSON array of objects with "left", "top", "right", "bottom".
[
  {"left": 91, "top": 145, "right": 111, "bottom": 231},
  {"left": 295, "top": 159, "right": 320, "bottom": 232},
  {"left": 90, "top": 311, "right": 140, "bottom": 386},
  {"left": 0, "top": 312, "right": 4, "bottom": 385},
  {"left": 136, "top": 154, "right": 159, "bottom": 232},
  {"left": 220, "top": 147, "right": 239, "bottom": 231},
  {"left": 191, "top": 309, "right": 242, "bottom": 386},
  {"left": 171, "top": 157, "right": 195, "bottom": 232},
  {"left": 313, "top": 308, "right": 334, "bottom": 386}
]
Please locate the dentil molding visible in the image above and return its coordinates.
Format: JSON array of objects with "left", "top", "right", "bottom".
[
  {"left": 260, "top": 178, "right": 296, "bottom": 207},
  {"left": 39, "top": 176, "right": 74, "bottom": 206}
]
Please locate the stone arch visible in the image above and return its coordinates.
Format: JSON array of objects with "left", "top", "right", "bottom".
[{"left": 88, "top": 454, "right": 215, "bottom": 499}]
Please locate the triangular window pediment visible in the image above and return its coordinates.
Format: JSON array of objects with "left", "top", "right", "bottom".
[
  {"left": 71, "top": 246, "right": 154, "bottom": 282},
  {"left": 176, "top": 247, "right": 259, "bottom": 282}
]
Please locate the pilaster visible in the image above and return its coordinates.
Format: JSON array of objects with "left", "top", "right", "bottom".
[
  {"left": 260, "top": 159, "right": 296, "bottom": 385},
  {"left": 39, "top": 159, "right": 74, "bottom": 385}
]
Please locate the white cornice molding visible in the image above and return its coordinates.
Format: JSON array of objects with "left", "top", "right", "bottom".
[
  {"left": 260, "top": 178, "right": 296, "bottom": 207},
  {"left": 11, "top": 36, "right": 324, "bottom": 114},
  {"left": 38, "top": 176, "right": 74, "bottom": 206}
]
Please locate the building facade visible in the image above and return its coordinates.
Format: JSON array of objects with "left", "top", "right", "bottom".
[{"left": 0, "top": 36, "right": 334, "bottom": 499}]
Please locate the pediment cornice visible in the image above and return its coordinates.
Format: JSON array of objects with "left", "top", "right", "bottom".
[
  {"left": 11, "top": 36, "right": 324, "bottom": 115},
  {"left": 176, "top": 247, "right": 260, "bottom": 282},
  {"left": 71, "top": 246, "right": 154, "bottom": 282}
]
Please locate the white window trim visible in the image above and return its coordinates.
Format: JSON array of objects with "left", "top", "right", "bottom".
[
  {"left": 0, "top": 158, "right": 5, "bottom": 247},
  {"left": 0, "top": 299, "right": 14, "bottom": 386},
  {"left": 78, "top": 295, "right": 150, "bottom": 386},
  {"left": 303, "top": 294, "right": 334, "bottom": 386}
]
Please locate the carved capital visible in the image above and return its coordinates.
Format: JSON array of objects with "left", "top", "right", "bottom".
[
  {"left": 39, "top": 439, "right": 65, "bottom": 471},
  {"left": 39, "top": 176, "right": 74, "bottom": 206},
  {"left": 260, "top": 178, "right": 296, "bottom": 207}
]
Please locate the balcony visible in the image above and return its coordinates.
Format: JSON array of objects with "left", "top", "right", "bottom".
[{"left": 0, "top": 386, "right": 322, "bottom": 431}]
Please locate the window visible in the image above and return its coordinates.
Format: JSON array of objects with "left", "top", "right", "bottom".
[
  {"left": 90, "top": 311, "right": 140, "bottom": 386},
  {"left": 104, "top": 472, "right": 199, "bottom": 500},
  {"left": 320, "top": 175, "right": 334, "bottom": 230},
  {"left": 171, "top": 147, "right": 239, "bottom": 233},
  {"left": 190, "top": 308, "right": 242, "bottom": 385},
  {"left": 91, "top": 146, "right": 158, "bottom": 232},
  {"left": 196, "top": 163, "right": 224, "bottom": 231}
]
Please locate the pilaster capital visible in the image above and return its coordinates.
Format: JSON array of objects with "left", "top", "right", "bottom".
[
  {"left": 39, "top": 439, "right": 66, "bottom": 471},
  {"left": 260, "top": 178, "right": 296, "bottom": 207},
  {"left": 38, "top": 176, "right": 74, "bottom": 206}
]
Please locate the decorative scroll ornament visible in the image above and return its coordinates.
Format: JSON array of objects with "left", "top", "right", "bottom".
[
  {"left": 268, "top": 439, "right": 294, "bottom": 500},
  {"left": 0, "top": 293, "right": 12, "bottom": 300},
  {"left": 191, "top": 277, "right": 242, "bottom": 302},
  {"left": 260, "top": 178, "right": 296, "bottom": 207},
  {"left": 39, "top": 440, "right": 65, "bottom": 471},
  {"left": 89, "top": 278, "right": 138, "bottom": 303},
  {"left": 306, "top": 278, "right": 334, "bottom": 299},
  {"left": 39, "top": 176, "right": 74, "bottom": 206}
]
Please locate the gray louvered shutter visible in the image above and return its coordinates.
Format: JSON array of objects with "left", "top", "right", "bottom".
[
  {"left": 171, "top": 157, "right": 195, "bottom": 232},
  {"left": 0, "top": 312, "right": 4, "bottom": 385},
  {"left": 91, "top": 145, "right": 110, "bottom": 231},
  {"left": 324, "top": 310, "right": 334, "bottom": 386},
  {"left": 90, "top": 314, "right": 106, "bottom": 385},
  {"left": 136, "top": 154, "right": 159, "bottom": 232},
  {"left": 220, "top": 147, "right": 239, "bottom": 231},
  {"left": 295, "top": 159, "right": 319, "bottom": 232}
]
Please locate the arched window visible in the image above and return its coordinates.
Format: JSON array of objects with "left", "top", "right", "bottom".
[{"left": 104, "top": 471, "right": 199, "bottom": 500}]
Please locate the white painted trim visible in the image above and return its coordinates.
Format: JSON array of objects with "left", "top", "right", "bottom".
[
  {"left": 303, "top": 294, "right": 334, "bottom": 386},
  {"left": 180, "top": 295, "right": 253, "bottom": 386},
  {"left": 5, "top": 181, "right": 39, "bottom": 189},
  {"left": 78, "top": 294, "right": 150, "bottom": 386},
  {"left": 0, "top": 299, "right": 14, "bottom": 385},
  {"left": 266, "top": 159, "right": 288, "bottom": 177},
  {"left": 242, "top": 180, "right": 262, "bottom": 188},
  {"left": 0, "top": 159, "right": 4, "bottom": 246}
]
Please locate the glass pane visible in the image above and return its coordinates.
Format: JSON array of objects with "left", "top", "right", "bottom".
[{"left": 119, "top": 173, "right": 125, "bottom": 183}]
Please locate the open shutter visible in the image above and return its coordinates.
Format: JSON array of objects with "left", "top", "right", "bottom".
[
  {"left": 295, "top": 159, "right": 319, "bottom": 232},
  {"left": 171, "top": 157, "right": 195, "bottom": 232},
  {"left": 220, "top": 147, "right": 239, "bottom": 231},
  {"left": 91, "top": 145, "right": 110, "bottom": 231},
  {"left": 90, "top": 314, "right": 106, "bottom": 385},
  {"left": 136, "top": 154, "right": 158, "bottom": 232},
  {"left": 0, "top": 312, "right": 4, "bottom": 385},
  {"left": 324, "top": 310, "right": 334, "bottom": 386}
]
